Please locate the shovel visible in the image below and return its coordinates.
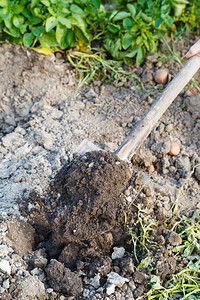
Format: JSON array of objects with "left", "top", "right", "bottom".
[{"left": 76, "top": 55, "right": 200, "bottom": 161}]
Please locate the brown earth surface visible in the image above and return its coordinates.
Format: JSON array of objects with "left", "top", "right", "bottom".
[{"left": 0, "top": 35, "right": 199, "bottom": 299}]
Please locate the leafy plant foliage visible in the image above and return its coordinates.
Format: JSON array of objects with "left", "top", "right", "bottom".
[{"left": 0, "top": 0, "right": 199, "bottom": 66}]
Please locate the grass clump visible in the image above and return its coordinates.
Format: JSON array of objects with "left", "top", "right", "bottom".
[{"left": 128, "top": 205, "right": 200, "bottom": 300}]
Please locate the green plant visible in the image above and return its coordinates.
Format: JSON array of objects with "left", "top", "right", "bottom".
[
  {"left": 0, "top": 0, "right": 199, "bottom": 81},
  {"left": 128, "top": 207, "right": 157, "bottom": 264},
  {"left": 144, "top": 210, "right": 200, "bottom": 299},
  {"left": 0, "top": 0, "right": 102, "bottom": 50},
  {"left": 103, "top": 1, "right": 173, "bottom": 66}
]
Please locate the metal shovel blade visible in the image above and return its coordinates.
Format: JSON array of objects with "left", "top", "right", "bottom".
[{"left": 75, "top": 139, "right": 101, "bottom": 156}]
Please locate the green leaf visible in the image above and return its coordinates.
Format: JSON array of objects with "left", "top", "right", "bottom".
[
  {"left": 20, "top": 23, "right": 27, "bottom": 34},
  {"left": 74, "top": 26, "right": 88, "bottom": 43},
  {"left": 23, "top": 32, "right": 34, "bottom": 47},
  {"left": 69, "top": 15, "right": 90, "bottom": 41},
  {"left": 32, "top": 25, "right": 44, "bottom": 36},
  {"left": 136, "top": 36, "right": 143, "bottom": 45},
  {"left": 56, "top": 23, "right": 71, "bottom": 49},
  {"left": 112, "top": 38, "right": 121, "bottom": 58},
  {"left": 165, "top": 15, "right": 173, "bottom": 26},
  {"left": 29, "top": 16, "right": 42, "bottom": 25},
  {"left": 122, "top": 33, "right": 132, "bottom": 50},
  {"left": 174, "top": 4, "right": 185, "bottom": 17},
  {"left": 13, "top": 4, "right": 24, "bottom": 14},
  {"left": 90, "top": 0, "right": 101, "bottom": 9},
  {"left": 188, "top": 296, "right": 197, "bottom": 300},
  {"left": 123, "top": 17, "right": 132, "bottom": 30},
  {"left": 107, "top": 23, "right": 120, "bottom": 33},
  {"left": 141, "top": 12, "right": 152, "bottom": 23},
  {"left": 70, "top": 4, "right": 86, "bottom": 17},
  {"left": 188, "top": 259, "right": 200, "bottom": 271},
  {"left": 137, "top": 256, "right": 151, "bottom": 269},
  {"left": 109, "top": 10, "right": 118, "bottom": 21},
  {"left": 31, "top": 0, "right": 40, "bottom": 8},
  {"left": 125, "top": 48, "right": 138, "bottom": 58},
  {"left": 150, "top": 275, "right": 164, "bottom": 290},
  {"left": 45, "top": 16, "right": 57, "bottom": 32},
  {"left": 0, "top": 0, "right": 8, "bottom": 7},
  {"left": 66, "top": 30, "right": 73, "bottom": 45},
  {"left": 38, "top": 31, "right": 57, "bottom": 48},
  {"left": 57, "top": 16, "right": 71, "bottom": 28},
  {"left": 4, "top": 14, "right": 12, "bottom": 29},
  {"left": 123, "top": 57, "right": 132, "bottom": 66},
  {"left": 61, "top": 8, "right": 70, "bottom": 15},
  {"left": 13, "top": 15, "right": 24, "bottom": 28},
  {"left": 174, "top": 0, "right": 188, "bottom": 4},
  {"left": 5, "top": 26, "right": 19, "bottom": 37},
  {"left": 155, "top": 17, "right": 162, "bottom": 28},
  {"left": 136, "top": 46, "right": 145, "bottom": 66},
  {"left": 22, "top": 8, "right": 32, "bottom": 19},
  {"left": 113, "top": 11, "right": 131, "bottom": 22},
  {"left": 40, "top": 0, "right": 50, "bottom": 6},
  {"left": 127, "top": 4, "right": 136, "bottom": 18},
  {"left": 47, "top": 7, "right": 56, "bottom": 16},
  {"left": 183, "top": 244, "right": 193, "bottom": 257},
  {"left": 0, "top": 7, "right": 9, "bottom": 19}
]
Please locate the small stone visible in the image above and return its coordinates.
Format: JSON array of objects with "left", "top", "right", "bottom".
[
  {"left": 3, "top": 279, "right": 9, "bottom": 289},
  {"left": 169, "top": 142, "right": 180, "bottom": 156},
  {"left": 165, "top": 124, "right": 173, "bottom": 132},
  {"left": 133, "top": 271, "right": 146, "bottom": 284},
  {"left": 89, "top": 273, "right": 100, "bottom": 288},
  {"left": 106, "top": 283, "right": 115, "bottom": 296},
  {"left": 168, "top": 231, "right": 182, "bottom": 246},
  {"left": 133, "top": 285, "right": 145, "bottom": 298},
  {"left": 0, "top": 259, "right": 11, "bottom": 275},
  {"left": 0, "top": 245, "right": 10, "bottom": 256},
  {"left": 154, "top": 69, "right": 168, "bottom": 84},
  {"left": 111, "top": 247, "right": 125, "bottom": 260},
  {"left": 106, "top": 272, "right": 129, "bottom": 295}
]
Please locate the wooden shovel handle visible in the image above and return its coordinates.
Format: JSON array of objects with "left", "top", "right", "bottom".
[{"left": 114, "top": 55, "right": 200, "bottom": 161}]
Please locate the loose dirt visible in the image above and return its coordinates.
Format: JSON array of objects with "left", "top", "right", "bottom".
[{"left": 0, "top": 36, "right": 199, "bottom": 299}]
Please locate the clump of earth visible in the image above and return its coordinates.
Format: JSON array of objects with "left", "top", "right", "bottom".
[{"left": 0, "top": 36, "right": 199, "bottom": 299}]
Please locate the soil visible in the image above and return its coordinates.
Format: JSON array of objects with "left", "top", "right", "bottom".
[{"left": 0, "top": 35, "right": 199, "bottom": 300}]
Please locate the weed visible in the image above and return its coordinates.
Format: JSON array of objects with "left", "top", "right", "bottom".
[
  {"left": 129, "top": 204, "right": 200, "bottom": 299},
  {"left": 67, "top": 48, "right": 144, "bottom": 95},
  {"left": 128, "top": 205, "right": 157, "bottom": 264}
]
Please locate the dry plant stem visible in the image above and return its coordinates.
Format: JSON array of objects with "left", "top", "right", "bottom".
[{"left": 114, "top": 55, "right": 200, "bottom": 161}]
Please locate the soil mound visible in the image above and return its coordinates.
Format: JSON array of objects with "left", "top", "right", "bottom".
[
  {"left": 23, "top": 150, "right": 132, "bottom": 258},
  {"left": 49, "top": 151, "right": 132, "bottom": 244}
]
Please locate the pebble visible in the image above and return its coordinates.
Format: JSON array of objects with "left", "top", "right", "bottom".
[
  {"left": 0, "top": 245, "right": 10, "bottom": 257},
  {"left": 89, "top": 274, "right": 100, "bottom": 288},
  {"left": 0, "top": 259, "right": 11, "bottom": 275},
  {"left": 106, "top": 272, "right": 129, "bottom": 295},
  {"left": 168, "top": 231, "right": 182, "bottom": 246},
  {"left": 111, "top": 247, "right": 125, "bottom": 260},
  {"left": 3, "top": 279, "right": 9, "bottom": 289}
]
